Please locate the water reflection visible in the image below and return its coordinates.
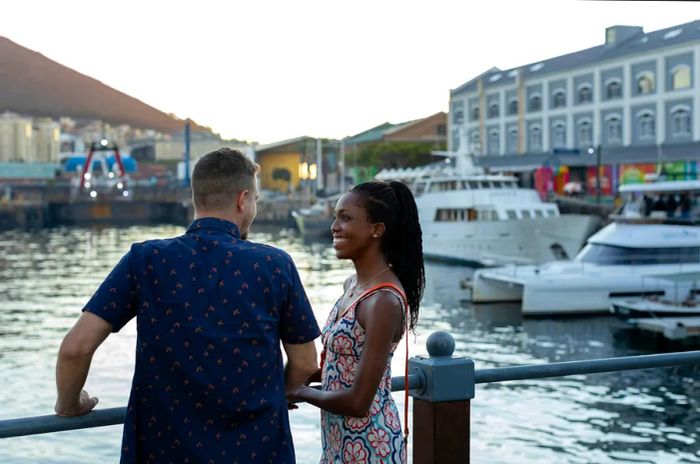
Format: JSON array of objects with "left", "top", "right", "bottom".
[{"left": 0, "top": 228, "right": 698, "bottom": 463}]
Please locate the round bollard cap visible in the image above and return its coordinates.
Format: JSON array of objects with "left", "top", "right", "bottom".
[{"left": 426, "top": 331, "right": 455, "bottom": 357}]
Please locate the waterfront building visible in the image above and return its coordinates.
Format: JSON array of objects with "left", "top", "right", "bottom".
[
  {"left": 255, "top": 136, "right": 343, "bottom": 195},
  {"left": 0, "top": 112, "right": 32, "bottom": 162},
  {"left": 449, "top": 21, "right": 700, "bottom": 195},
  {"left": 345, "top": 112, "right": 447, "bottom": 182}
]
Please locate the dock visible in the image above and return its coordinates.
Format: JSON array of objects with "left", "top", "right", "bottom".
[{"left": 626, "top": 316, "right": 700, "bottom": 341}]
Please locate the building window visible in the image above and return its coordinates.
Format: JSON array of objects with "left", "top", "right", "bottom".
[
  {"left": 552, "top": 123, "right": 566, "bottom": 148},
  {"left": 530, "top": 126, "right": 542, "bottom": 149},
  {"left": 436, "top": 124, "right": 447, "bottom": 136},
  {"left": 470, "top": 132, "right": 481, "bottom": 153},
  {"left": 606, "top": 80, "right": 622, "bottom": 99},
  {"left": 671, "top": 107, "right": 691, "bottom": 137},
  {"left": 452, "top": 130, "right": 460, "bottom": 150},
  {"left": 672, "top": 65, "right": 691, "bottom": 90},
  {"left": 472, "top": 106, "right": 480, "bottom": 121},
  {"left": 508, "top": 99, "right": 518, "bottom": 115},
  {"left": 636, "top": 72, "right": 655, "bottom": 95},
  {"left": 578, "top": 120, "right": 592, "bottom": 145},
  {"left": 508, "top": 128, "right": 518, "bottom": 152},
  {"left": 578, "top": 86, "right": 592, "bottom": 104},
  {"left": 529, "top": 95, "right": 542, "bottom": 112},
  {"left": 552, "top": 91, "right": 566, "bottom": 108},
  {"left": 488, "top": 103, "right": 499, "bottom": 118},
  {"left": 638, "top": 112, "right": 655, "bottom": 140},
  {"left": 607, "top": 116, "right": 622, "bottom": 143},
  {"left": 489, "top": 130, "right": 500, "bottom": 154}
]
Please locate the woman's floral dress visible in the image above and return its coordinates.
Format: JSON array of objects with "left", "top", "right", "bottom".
[{"left": 320, "top": 284, "right": 406, "bottom": 464}]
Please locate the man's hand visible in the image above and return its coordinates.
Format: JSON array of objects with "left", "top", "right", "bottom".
[{"left": 54, "top": 389, "right": 99, "bottom": 417}]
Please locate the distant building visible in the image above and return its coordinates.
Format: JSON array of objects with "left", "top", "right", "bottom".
[
  {"left": 0, "top": 113, "right": 32, "bottom": 162},
  {"left": 449, "top": 21, "right": 700, "bottom": 177},
  {"left": 255, "top": 137, "right": 342, "bottom": 194}
]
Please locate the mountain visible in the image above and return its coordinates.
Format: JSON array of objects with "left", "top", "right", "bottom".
[{"left": 0, "top": 36, "right": 208, "bottom": 134}]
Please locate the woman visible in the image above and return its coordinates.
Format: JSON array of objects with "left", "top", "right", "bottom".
[{"left": 288, "top": 180, "right": 424, "bottom": 463}]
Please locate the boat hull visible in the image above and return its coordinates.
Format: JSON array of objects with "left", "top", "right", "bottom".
[
  {"left": 472, "top": 262, "right": 700, "bottom": 315},
  {"left": 422, "top": 214, "right": 599, "bottom": 266}
]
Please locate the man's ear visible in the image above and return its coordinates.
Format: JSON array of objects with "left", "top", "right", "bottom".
[{"left": 236, "top": 190, "right": 249, "bottom": 212}]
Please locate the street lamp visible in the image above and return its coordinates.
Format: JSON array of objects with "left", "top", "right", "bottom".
[{"left": 588, "top": 145, "right": 601, "bottom": 204}]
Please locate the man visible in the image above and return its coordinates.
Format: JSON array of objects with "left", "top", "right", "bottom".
[{"left": 55, "top": 148, "right": 320, "bottom": 463}]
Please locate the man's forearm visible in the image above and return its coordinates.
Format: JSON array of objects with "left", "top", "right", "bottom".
[
  {"left": 55, "top": 351, "right": 92, "bottom": 413},
  {"left": 285, "top": 362, "right": 315, "bottom": 391}
]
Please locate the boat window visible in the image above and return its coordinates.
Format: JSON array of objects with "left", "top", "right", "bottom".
[
  {"left": 468, "top": 181, "right": 479, "bottom": 189},
  {"left": 492, "top": 181, "right": 503, "bottom": 188},
  {"left": 414, "top": 183, "right": 426, "bottom": 196},
  {"left": 577, "top": 244, "right": 700, "bottom": 265},
  {"left": 506, "top": 210, "right": 518, "bottom": 219},
  {"left": 546, "top": 209, "right": 557, "bottom": 217},
  {"left": 479, "top": 210, "right": 497, "bottom": 221},
  {"left": 534, "top": 210, "right": 544, "bottom": 218},
  {"left": 480, "top": 181, "right": 491, "bottom": 188},
  {"left": 521, "top": 210, "right": 532, "bottom": 218}
]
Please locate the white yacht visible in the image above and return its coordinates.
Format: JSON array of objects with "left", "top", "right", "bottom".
[
  {"left": 470, "top": 180, "right": 700, "bottom": 315},
  {"left": 376, "top": 138, "right": 599, "bottom": 266}
]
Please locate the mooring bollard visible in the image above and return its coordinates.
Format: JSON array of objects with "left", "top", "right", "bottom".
[{"left": 409, "top": 331, "right": 474, "bottom": 464}]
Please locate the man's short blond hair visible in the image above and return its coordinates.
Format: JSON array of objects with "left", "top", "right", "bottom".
[{"left": 191, "top": 147, "right": 259, "bottom": 211}]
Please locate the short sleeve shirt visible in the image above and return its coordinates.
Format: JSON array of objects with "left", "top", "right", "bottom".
[{"left": 83, "top": 217, "right": 320, "bottom": 464}]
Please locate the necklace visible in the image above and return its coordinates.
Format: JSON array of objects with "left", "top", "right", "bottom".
[{"left": 348, "top": 265, "right": 391, "bottom": 298}]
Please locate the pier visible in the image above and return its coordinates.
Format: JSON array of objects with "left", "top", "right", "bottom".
[{"left": 2, "top": 331, "right": 699, "bottom": 463}]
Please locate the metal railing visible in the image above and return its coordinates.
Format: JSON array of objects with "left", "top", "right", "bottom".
[{"left": 2, "top": 331, "right": 699, "bottom": 464}]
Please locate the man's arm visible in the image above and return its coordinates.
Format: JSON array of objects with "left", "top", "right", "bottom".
[
  {"left": 55, "top": 311, "right": 112, "bottom": 416},
  {"left": 283, "top": 340, "right": 319, "bottom": 392}
]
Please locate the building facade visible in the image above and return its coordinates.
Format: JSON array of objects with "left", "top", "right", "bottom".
[{"left": 449, "top": 22, "right": 700, "bottom": 171}]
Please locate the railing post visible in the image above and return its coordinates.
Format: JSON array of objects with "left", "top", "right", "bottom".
[{"left": 409, "top": 331, "right": 475, "bottom": 464}]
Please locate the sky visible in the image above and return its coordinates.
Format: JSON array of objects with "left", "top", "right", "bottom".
[{"left": 1, "top": 0, "right": 699, "bottom": 144}]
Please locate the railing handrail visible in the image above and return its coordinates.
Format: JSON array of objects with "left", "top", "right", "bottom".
[
  {"left": 0, "top": 374, "right": 422, "bottom": 439},
  {"left": 3, "top": 350, "right": 699, "bottom": 440}
]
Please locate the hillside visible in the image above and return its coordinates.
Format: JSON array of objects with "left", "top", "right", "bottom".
[{"left": 0, "top": 36, "right": 208, "bottom": 134}]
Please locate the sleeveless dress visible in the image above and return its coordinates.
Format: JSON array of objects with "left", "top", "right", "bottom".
[{"left": 319, "top": 284, "right": 407, "bottom": 464}]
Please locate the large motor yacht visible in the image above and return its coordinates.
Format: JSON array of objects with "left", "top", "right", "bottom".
[
  {"left": 376, "top": 135, "right": 599, "bottom": 266},
  {"left": 470, "top": 180, "right": 700, "bottom": 315}
]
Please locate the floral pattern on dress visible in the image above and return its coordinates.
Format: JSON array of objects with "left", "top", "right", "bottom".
[{"left": 320, "top": 286, "right": 406, "bottom": 464}]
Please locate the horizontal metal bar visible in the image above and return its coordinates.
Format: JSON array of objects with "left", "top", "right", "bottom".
[
  {"left": 0, "top": 407, "right": 126, "bottom": 439},
  {"left": 0, "top": 374, "right": 423, "bottom": 439},
  {"left": 474, "top": 350, "right": 700, "bottom": 384}
]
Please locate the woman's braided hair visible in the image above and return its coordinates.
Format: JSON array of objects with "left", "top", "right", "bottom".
[{"left": 351, "top": 180, "right": 424, "bottom": 330}]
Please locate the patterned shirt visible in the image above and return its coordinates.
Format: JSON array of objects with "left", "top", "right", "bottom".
[{"left": 84, "top": 217, "right": 320, "bottom": 464}]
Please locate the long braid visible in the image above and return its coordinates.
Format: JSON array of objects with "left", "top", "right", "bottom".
[{"left": 351, "top": 181, "right": 425, "bottom": 331}]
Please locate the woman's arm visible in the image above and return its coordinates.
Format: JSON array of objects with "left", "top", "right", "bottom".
[{"left": 288, "top": 291, "right": 402, "bottom": 417}]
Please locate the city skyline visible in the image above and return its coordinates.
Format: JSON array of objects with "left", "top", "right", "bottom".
[{"left": 1, "top": 0, "right": 699, "bottom": 144}]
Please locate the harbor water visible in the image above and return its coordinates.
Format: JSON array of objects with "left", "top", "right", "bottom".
[{"left": 1, "top": 225, "right": 699, "bottom": 463}]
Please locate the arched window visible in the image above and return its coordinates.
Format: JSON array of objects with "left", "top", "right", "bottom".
[
  {"left": 508, "top": 99, "right": 518, "bottom": 115},
  {"left": 636, "top": 72, "right": 655, "bottom": 94},
  {"left": 552, "top": 123, "right": 566, "bottom": 148},
  {"left": 552, "top": 91, "right": 566, "bottom": 108},
  {"left": 489, "top": 130, "right": 500, "bottom": 154},
  {"left": 671, "top": 107, "right": 691, "bottom": 136},
  {"left": 470, "top": 131, "right": 481, "bottom": 153},
  {"left": 672, "top": 65, "right": 691, "bottom": 90},
  {"left": 530, "top": 126, "right": 542, "bottom": 149},
  {"left": 606, "top": 80, "right": 622, "bottom": 99},
  {"left": 488, "top": 102, "right": 499, "bottom": 118},
  {"left": 529, "top": 95, "right": 542, "bottom": 112},
  {"left": 606, "top": 115, "right": 622, "bottom": 143},
  {"left": 578, "top": 86, "right": 592, "bottom": 104},
  {"left": 578, "top": 120, "right": 592, "bottom": 145},
  {"left": 508, "top": 128, "right": 518, "bottom": 152},
  {"left": 638, "top": 112, "right": 655, "bottom": 140},
  {"left": 472, "top": 106, "right": 480, "bottom": 121}
]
